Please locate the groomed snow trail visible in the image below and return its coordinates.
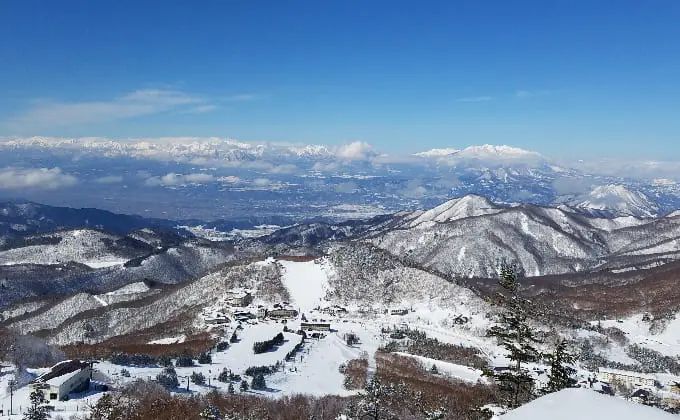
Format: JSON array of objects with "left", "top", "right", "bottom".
[{"left": 278, "top": 259, "right": 329, "bottom": 312}]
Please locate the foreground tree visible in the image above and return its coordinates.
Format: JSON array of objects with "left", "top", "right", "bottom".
[
  {"left": 23, "top": 389, "right": 49, "bottom": 420},
  {"left": 486, "top": 264, "right": 542, "bottom": 408},
  {"left": 544, "top": 339, "right": 577, "bottom": 393}
]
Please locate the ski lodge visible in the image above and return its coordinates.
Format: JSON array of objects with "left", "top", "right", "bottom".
[{"left": 30, "top": 360, "right": 92, "bottom": 401}]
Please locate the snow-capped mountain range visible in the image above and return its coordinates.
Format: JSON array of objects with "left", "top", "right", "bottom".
[{"left": 1, "top": 136, "right": 680, "bottom": 220}]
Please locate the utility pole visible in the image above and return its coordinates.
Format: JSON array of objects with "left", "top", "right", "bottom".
[{"left": 8, "top": 379, "right": 16, "bottom": 416}]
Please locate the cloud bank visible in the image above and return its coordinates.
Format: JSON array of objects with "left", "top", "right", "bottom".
[{"left": 0, "top": 167, "right": 77, "bottom": 189}]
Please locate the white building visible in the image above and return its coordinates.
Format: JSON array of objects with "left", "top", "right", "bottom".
[
  {"left": 598, "top": 368, "right": 656, "bottom": 388},
  {"left": 30, "top": 360, "right": 91, "bottom": 401},
  {"left": 225, "top": 289, "right": 253, "bottom": 307}
]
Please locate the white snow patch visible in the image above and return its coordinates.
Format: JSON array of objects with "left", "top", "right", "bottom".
[{"left": 498, "top": 388, "right": 676, "bottom": 419}]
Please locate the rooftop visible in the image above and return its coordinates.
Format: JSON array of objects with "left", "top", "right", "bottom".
[{"left": 33, "top": 360, "right": 89, "bottom": 386}]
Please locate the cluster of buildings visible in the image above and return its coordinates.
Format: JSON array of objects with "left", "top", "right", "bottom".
[{"left": 257, "top": 302, "right": 298, "bottom": 320}]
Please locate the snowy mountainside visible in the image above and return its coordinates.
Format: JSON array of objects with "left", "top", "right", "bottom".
[
  {"left": 570, "top": 184, "right": 659, "bottom": 218},
  {"left": 45, "top": 258, "right": 288, "bottom": 345},
  {"left": 0, "top": 201, "right": 178, "bottom": 237},
  {"left": 357, "top": 196, "right": 680, "bottom": 279},
  {"left": 0, "top": 237, "right": 236, "bottom": 309},
  {"left": 0, "top": 228, "right": 152, "bottom": 267},
  {"left": 407, "top": 194, "right": 501, "bottom": 226}
]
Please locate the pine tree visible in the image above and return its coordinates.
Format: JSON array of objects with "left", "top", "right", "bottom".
[
  {"left": 251, "top": 373, "right": 266, "bottom": 390},
  {"left": 429, "top": 364, "right": 439, "bottom": 375},
  {"left": 23, "top": 389, "right": 49, "bottom": 420},
  {"left": 227, "top": 381, "right": 235, "bottom": 394},
  {"left": 486, "top": 264, "right": 542, "bottom": 409},
  {"left": 240, "top": 379, "right": 249, "bottom": 392},
  {"left": 156, "top": 365, "right": 180, "bottom": 389},
  {"left": 343, "top": 375, "right": 354, "bottom": 390},
  {"left": 544, "top": 339, "right": 577, "bottom": 393}
]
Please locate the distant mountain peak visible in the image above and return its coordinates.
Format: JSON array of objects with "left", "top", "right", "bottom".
[
  {"left": 572, "top": 184, "right": 658, "bottom": 218},
  {"left": 415, "top": 144, "right": 543, "bottom": 161},
  {"left": 414, "top": 148, "right": 460, "bottom": 157},
  {"left": 409, "top": 194, "right": 501, "bottom": 226}
]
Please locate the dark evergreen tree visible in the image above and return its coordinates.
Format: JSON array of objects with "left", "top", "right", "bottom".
[
  {"left": 429, "top": 364, "right": 439, "bottom": 374},
  {"left": 251, "top": 373, "right": 267, "bottom": 390},
  {"left": 240, "top": 379, "right": 249, "bottom": 392},
  {"left": 485, "top": 264, "right": 542, "bottom": 408},
  {"left": 23, "top": 389, "right": 49, "bottom": 420},
  {"left": 544, "top": 339, "right": 577, "bottom": 393},
  {"left": 191, "top": 371, "right": 206, "bottom": 385},
  {"left": 227, "top": 381, "right": 235, "bottom": 394},
  {"left": 198, "top": 352, "right": 212, "bottom": 364},
  {"left": 218, "top": 367, "right": 230, "bottom": 383},
  {"left": 175, "top": 353, "right": 194, "bottom": 367},
  {"left": 156, "top": 365, "right": 180, "bottom": 389},
  {"left": 230, "top": 332, "right": 238, "bottom": 343}
]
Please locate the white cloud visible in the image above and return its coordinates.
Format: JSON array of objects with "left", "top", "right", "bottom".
[
  {"left": 455, "top": 96, "right": 493, "bottom": 102},
  {"left": 552, "top": 177, "right": 594, "bottom": 196},
  {"left": 0, "top": 167, "right": 77, "bottom": 189},
  {"left": 516, "top": 89, "right": 552, "bottom": 98},
  {"left": 253, "top": 178, "right": 271, "bottom": 186},
  {"left": 183, "top": 105, "right": 218, "bottom": 114},
  {"left": 94, "top": 175, "right": 123, "bottom": 184},
  {"left": 5, "top": 89, "right": 207, "bottom": 129},
  {"left": 336, "top": 141, "right": 374, "bottom": 161},
  {"left": 267, "top": 164, "right": 297, "bottom": 175},
  {"left": 335, "top": 181, "right": 358, "bottom": 193},
  {"left": 224, "top": 94, "right": 260, "bottom": 102},
  {"left": 145, "top": 172, "right": 215, "bottom": 187},
  {"left": 217, "top": 176, "right": 241, "bottom": 183},
  {"left": 312, "top": 161, "right": 341, "bottom": 172},
  {"left": 402, "top": 179, "right": 427, "bottom": 198}
]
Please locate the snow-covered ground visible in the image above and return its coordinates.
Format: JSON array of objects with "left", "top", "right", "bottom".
[
  {"left": 592, "top": 315, "right": 680, "bottom": 356},
  {"left": 279, "top": 259, "right": 331, "bottom": 313},
  {"left": 497, "top": 388, "right": 677, "bottom": 420},
  {"left": 395, "top": 352, "right": 485, "bottom": 384}
]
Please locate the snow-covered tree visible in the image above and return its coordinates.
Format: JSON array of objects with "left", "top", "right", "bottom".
[
  {"left": 486, "top": 264, "right": 542, "bottom": 408},
  {"left": 200, "top": 404, "right": 223, "bottom": 420},
  {"left": 544, "top": 339, "right": 577, "bottom": 393},
  {"left": 240, "top": 379, "right": 249, "bottom": 392},
  {"left": 23, "top": 389, "right": 49, "bottom": 420},
  {"left": 346, "top": 376, "right": 399, "bottom": 420},
  {"left": 227, "top": 382, "right": 235, "bottom": 394}
]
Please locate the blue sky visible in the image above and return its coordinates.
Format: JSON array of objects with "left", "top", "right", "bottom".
[{"left": 1, "top": 0, "right": 679, "bottom": 158}]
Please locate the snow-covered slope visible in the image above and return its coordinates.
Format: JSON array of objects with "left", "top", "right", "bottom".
[
  {"left": 279, "top": 259, "right": 331, "bottom": 312},
  {"left": 365, "top": 196, "right": 680, "bottom": 278},
  {"left": 572, "top": 184, "right": 659, "bottom": 218},
  {"left": 408, "top": 195, "right": 501, "bottom": 226},
  {"left": 499, "top": 388, "right": 676, "bottom": 420},
  {"left": 0, "top": 229, "right": 152, "bottom": 267}
]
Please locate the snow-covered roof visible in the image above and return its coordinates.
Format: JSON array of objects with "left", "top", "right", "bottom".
[
  {"left": 45, "top": 368, "right": 84, "bottom": 387},
  {"left": 598, "top": 367, "right": 656, "bottom": 381},
  {"left": 499, "top": 388, "right": 676, "bottom": 420},
  {"left": 34, "top": 360, "right": 89, "bottom": 387}
]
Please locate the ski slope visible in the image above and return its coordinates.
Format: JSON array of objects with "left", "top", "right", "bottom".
[{"left": 279, "top": 259, "right": 330, "bottom": 312}]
